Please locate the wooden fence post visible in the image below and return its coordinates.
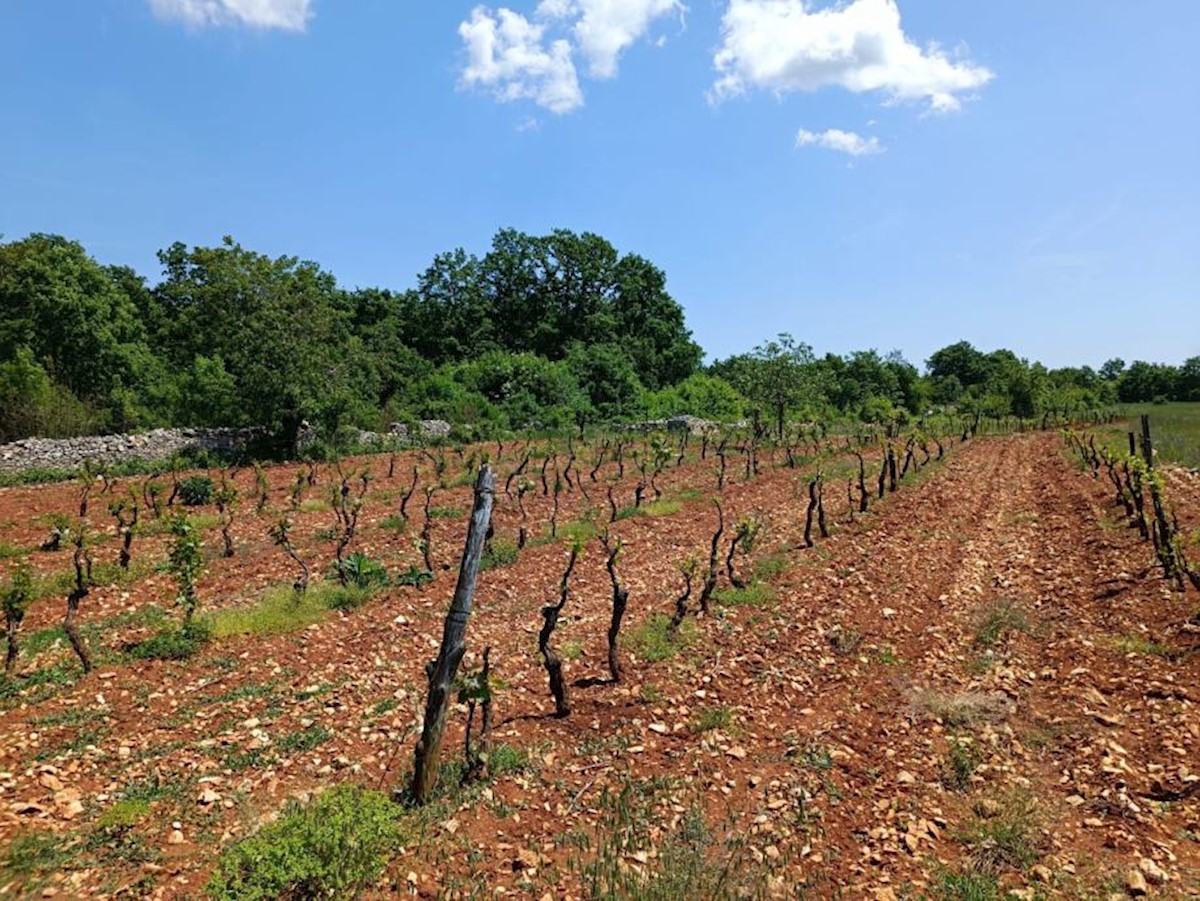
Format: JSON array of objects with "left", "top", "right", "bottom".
[{"left": 407, "top": 465, "right": 495, "bottom": 805}]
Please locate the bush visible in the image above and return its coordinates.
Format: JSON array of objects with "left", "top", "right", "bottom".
[
  {"left": 206, "top": 785, "right": 406, "bottom": 901},
  {"left": 177, "top": 476, "right": 215, "bottom": 507}
]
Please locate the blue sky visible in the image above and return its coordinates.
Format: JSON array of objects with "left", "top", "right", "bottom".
[{"left": 1, "top": 1, "right": 1197, "bottom": 369}]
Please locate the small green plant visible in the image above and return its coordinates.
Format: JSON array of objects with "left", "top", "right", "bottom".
[
  {"left": 690, "top": 706, "right": 732, "bottom": 733},
  {"left": 481, "top": 540, "right": 519, "bottom": 571},
  {"left": 177, "top": 475, "right": 215, "bottom": 507},
  {"left": 330, "top": 552, "right": 389, "bottom": 590},
  {"left": 940, "top": 736, "right": 981, "bottom": 790},
  {"left": 395, "top": 565, "right": 434, "bottom": 588},
  {"left": 167, "top": 514, "right": 204, "bottom": 623},
  {"left": 39, "top": 513, "right": 73, "bottom": 552},
  {"left": 3, "top": 561, "right": 33, "bottom": 674},
  {"left": 206, "top": 785, "right": 406, "bottom": 901}
]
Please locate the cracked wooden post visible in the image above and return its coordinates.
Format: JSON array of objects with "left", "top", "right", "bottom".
[{"left": 407, "top": 465, "right": 495, "bottom": 805}]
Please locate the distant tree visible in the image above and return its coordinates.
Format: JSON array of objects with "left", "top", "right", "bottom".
[
  {"left": 1119, "top": 361, "right": 1179, "bottom": 403},
  {"left": 713, "top": 334, "right": 822, "bottom": 437},
  {"left": 1177, "top": 357, "right": 1200, "bottom": 402},
  {"left": 1099, "top": 358, "right": 1126, "bottom": 382},
  {"left": 926, "top": 341, "right": 992, "bottom": 391}
]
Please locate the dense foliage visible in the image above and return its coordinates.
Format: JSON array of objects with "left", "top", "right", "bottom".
[{"left": 0, "top": 232, "right": 1191, "bottom": 446}]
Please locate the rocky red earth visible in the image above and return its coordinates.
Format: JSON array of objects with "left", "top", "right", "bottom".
[{"left": 0, "top": 431, "right": 1196, "bottom": 899}]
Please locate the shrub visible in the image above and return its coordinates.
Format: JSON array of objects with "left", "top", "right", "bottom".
[
  {"left": 206, "top": 785, "right": 406, "bottom": 901},
  {"left": 177, "top": 476, "right": 215, "bottom": 507}
]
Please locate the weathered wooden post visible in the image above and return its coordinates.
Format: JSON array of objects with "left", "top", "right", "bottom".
[
  {"left": 407, "top": 465, "right": 495, "bottom": 805},
  {"left": 1140, "top": 415, "right": 1153, "bottom": 469}
]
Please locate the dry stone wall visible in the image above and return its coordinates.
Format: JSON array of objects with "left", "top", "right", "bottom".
[{"left": 0, "top": 428, "right": 260, "bottom": 474}]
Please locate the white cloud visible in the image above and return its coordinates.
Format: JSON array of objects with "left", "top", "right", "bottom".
[
  {"left": 796, "top": 127, "right": 882, "bottom": 155},
  {"left": 712, "top": 0, "right": 993, "bottom": 112},
  {"left": 459, "top": 7, "right": 584, "bottom": 114},
  {"left": 148, "top": 0, "right": 312, "bottom": 31},
  {"left": 570, "top": 0, "right": 686, "bottom": 78},
  {"left": 459, "top": 1, "right": 683, "bottom": 112}
]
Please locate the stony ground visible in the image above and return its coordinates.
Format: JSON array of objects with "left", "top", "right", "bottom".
[{"left": 0, "top": 431, "right": 1197, "bottom": 899}]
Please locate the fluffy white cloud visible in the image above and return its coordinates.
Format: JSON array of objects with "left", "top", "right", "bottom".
[
  {"left": 796, "top": 127, "right": 882, "bottom": 155},
  {"left": 712, "top": 0, "right": 993, "bottom": 112},
  {"left": 459, "top": 7, "right": 584, "bottom": 114},
  {"left": 460, "top": 1, "right": 683, "bottom": 112},
  {"left": 148, "top": 0, "right": 312, "bottom": 31}
]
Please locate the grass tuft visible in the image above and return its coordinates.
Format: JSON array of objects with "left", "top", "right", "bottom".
[{"left": 628, "top": 614, "right": 695, "bottom": 663}]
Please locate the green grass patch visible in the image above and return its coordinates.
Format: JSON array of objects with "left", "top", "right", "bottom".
[
  {"left": 960, "top": 791, "right": 1044, "bottom": 874},
  {"left": 428, "top": 506, "right": 466, "bottom": 519},
  {"left": 751, "top": 554, "right": 789, "bottom": 583},
  {"left": 628, "top": 614, "right": 695, "bottom": 663},
  {"left": 207, "top": 785, "right": 407, "bottom": 901},
  {"left": 557, "top": 519, "right": 600, "bottom": 544},
  {"left": 690, "top": 706, "right": 732, "bottom": 734},
  {"left": 487, "top": 743, "right": 532, "bottom": 777},
  {"left": 1110, "top": 633, "right": 1180, "bottom": 659},
  {"left": 203, "top": 584, "right": 350, "bottom": 639},
  {"left": 480, "top": 540, "right": 519, "bottom": 571},
  {"left": 1110, "top": 402, "right": 1200, "bottom": 468},
  {"left": 126, "top": 621, "right": 211, "bottom": 661},
  {"left": 205, "top": 581, "right": 379, "bottom": 639},
  {"left": 713, "top": 583, "right": 775, "bottom": 607},
  {"left": 96, "top": 798, "right": 152, "bottom": 830},
  {"left": 0, "top": 541, "right": 27, "bottom": 560},
  {"left": 277, "top": 724, "right": 332, "bottom": 754},
  {"left": 378, "top": 514, "right": 407, "bottom": 532},
  {"left": 972, "top": 598, "right": 1030, "bottom": 649},
  {"left": 925, "top": 869, "right": 1000, "bottom": 901},
  {"left": 640, "top": 499, "right": 683, "bottom": 517}
]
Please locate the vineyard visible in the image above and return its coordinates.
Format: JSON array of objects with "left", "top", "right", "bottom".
[{"left": 0, "top": 419, "right": 1197, "bottom": 900}]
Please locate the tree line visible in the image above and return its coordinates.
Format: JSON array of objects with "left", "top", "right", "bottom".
[{"left": 0, "top": 231, "right": 1193, "bottom": 447}]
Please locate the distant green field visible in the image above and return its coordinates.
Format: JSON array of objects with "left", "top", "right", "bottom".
[{"left": 1104, "top": 402, "right": 1200, "bottom": 469}]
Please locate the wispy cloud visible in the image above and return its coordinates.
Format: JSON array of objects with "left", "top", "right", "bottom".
[
  {"left": 148, "top": 0, "right": 312, "bottom": 31},
  {"left": 796, "top": 127, "right": 883, "bottom": 156},
  {"left": 711, "top": 0, "right": 993, "bottom": 112}
]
